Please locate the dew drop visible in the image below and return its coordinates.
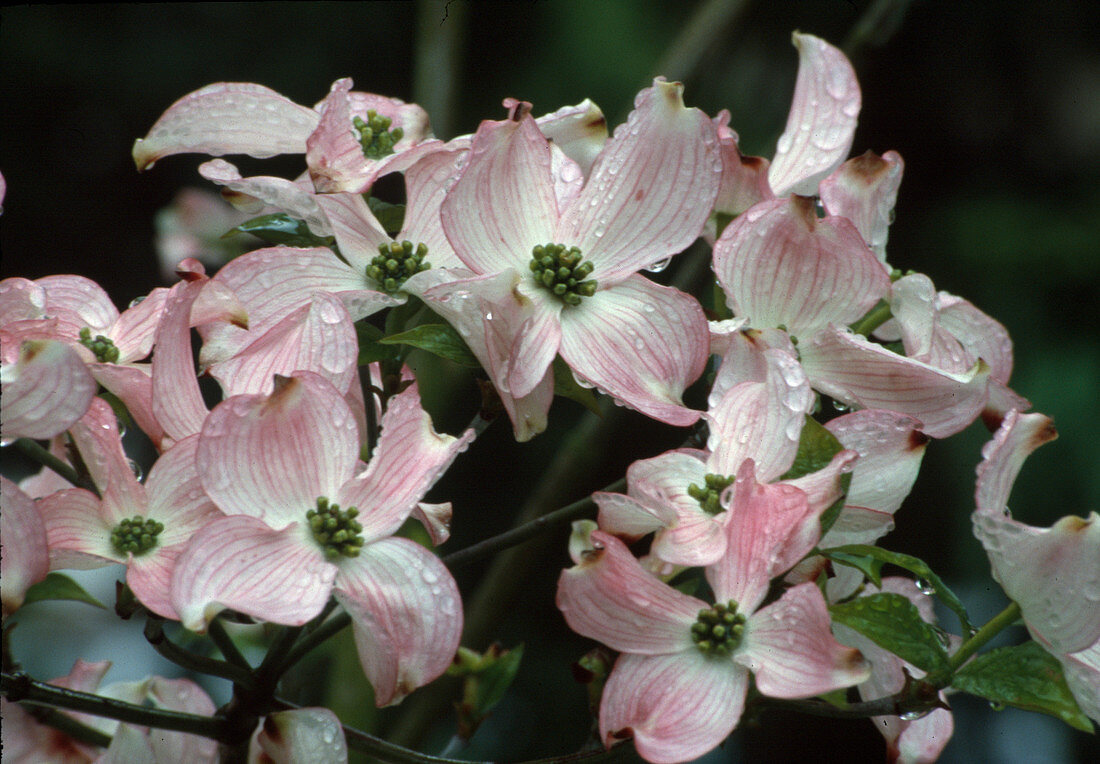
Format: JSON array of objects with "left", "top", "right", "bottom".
[
  {"left": 642, "top": 303, "right": 656, "bottom": 313},
  {"left": 633, "top": 338, "right": 645, "bottom": 351},
  {"left": 127, "top": 458, "right": 144, "bottom": 482},
  {"left": 899, "top": 709, "right": 932, "bottom": 722},
  {"left": 989, "top": 702, "right": 1006, "bottom": 712},
  {"left": 644, "top": 257, "right": 671, "bottom": 274},
  {"left": 128, "top": 295, "right": 147, "bottom": 309},
  {"left": 916, "top": 579, "right": 935, "bottom": 596}
]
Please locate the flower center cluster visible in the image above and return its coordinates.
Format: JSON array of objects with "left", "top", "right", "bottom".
[
  {"left": 308, "top": 497, "right": 364, "bottom": 560},
  {"left": 367, "top": 240, "right": 431, "bottom": 293},
  {"left": 687, "top": 473, "right": 734, "bottom": 516},
  {"left": 691, "top": 600, "right": 746, "bottom": 656},
  {"left": 79, "top": 327, "right": 120, "bottom": 363},
  {"left": 110, "top": 515, "right": 164, "bottom": 556},
  {"left": 353, "top": 111, "right": 404, "bottom": 160},
  {"left": 529, "top": 243, "right": 597, "bottom": 306}
]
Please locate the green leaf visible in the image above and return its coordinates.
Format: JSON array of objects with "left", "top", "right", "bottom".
[
  {"left": 355, "top": 322, "right": 401, "bottom": 366},
  {"left": 22, "top": 573, "right": 107, "bottom": 609},
  {"left": 779, "top": 416, "right": 849, "bottom": 535},
  {"left": 830, "top": 592, "right": 950, "bottom": 673},
  {"left": 818, "top": 544, "right": 974, "bottom": 635},
  {"left": 823, "top": 552, "right": 885, "bottom": 587},
  {"left": 552, "top": 357, "right": 601, "bottom": 416},
  {"left": 366, "top": 197, "right": 406, "bottom": 237},
  {"left": 953, "top": 641, "right": 1094, "bottom": 733},
  {"left": 379, "top": 324, "right": 480, "bottom": 368},
  {"left": 225, "top": 213, "right": 335, "bottom": 249},
  {"left": 473, "top": 643, "right": 524, "bottom": 717}
]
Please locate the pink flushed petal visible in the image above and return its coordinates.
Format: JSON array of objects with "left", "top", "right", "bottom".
[
  {"left": 535, "top": 98, "right": 608, "bottom": 177},
  {"left": 707, "top": 323, "right": 795, "bottom": 408},
  {"left": 707, "top": 461, "right": 818, "bottom": 612},
  {"left": 768, "top": 32, "right": 861, "bottom": 198},
  {"left": 133, "top": 82, "right": 319, "bottom": 171},
  {"left": 706, "top": 347, "right": 812, "bottom": 482},
  {"left": 198, "top": 159, "right": 332, "bottom": 237},
  {"left": 90, "top": 362, "right": 166, "bottom": 450},
  {"left": 800, "top": 326, "right": 991, "bottom": 438},
  {"left": 826, "top": 409, "right": 928, "bottom": 515},
  {"left": 341, "top": 380, "right": 474, "bottom": 543},
  {"left": 781, "top": 450, "right": 859, "bottom": 521},
  {"left": 594, "top": 491, "right": 672, "bottom": 539},
  {"left": 440, "top": 102, "right": 558, "bottom": 275},
  {"left": 974, "top": 408, "right": 1054, "bottom": 518},
  {"left": 123, "top": 678, "right": 218, "bottom": 763},
  {"left": 127, "top": 547, "right": 184, "bottom": 620},
  {"left": 506, "top": 293, "right": 562, "bottom": 398},
  {"left": 411, "top": 502, "right": 452, "bottom": 546},
  {"left": 560, "top": 275, "right": 707, "bottom": 426},
  {"left": 739, "top": 582, "right": 870, "bottom": 697},
  {"left": 973, "top": 510, "right": 1100, "bottom": 656},
  {"left": 199, "top": 373, "right": 359, "bottom": 527},
  {"left": 0, "top": 339, "right": 96, "bottom": 441},
  {"left": 38, "top": 487, "right": 121, "bottom": 569},
  {"left": 152, "top": 280, "right": 214, "bottom": 442},
  {"left": 1060, "top": 643, "right": 1100, "bottom": 722},
  {"left": 208, "top": 293, "right": 358, "bottom": 399},
  {"left": 560, "top": 79, "right": 720, "bottom": 282},
  {"left": 713, "top": 196, "right": 889, "bottom": 339},
  {"left": 36, "top": 275, "right": 118, "bottom": 333},
  {"left": 711, "top": 110, "right": 774, "bottom": 219},
  {"left": 144, "top": 435, "right": 223, "bottom": 548},
  {"left": 600, "top": 651, "right": 747, "bottom": 764},
  {"left": 890, "top": 274, "right": 972, "bottom": 373},
  {"left": 335, "top": 537, "right": 462, "bottom": 706},
  {"left": 108, "top": 287, "right": 170, "bottom": 362},
  {"left": 314, "top": 192, "right": 391, "bottom": 273},
  {"left": 66, "top": 397, "right": 144, "bottom": 515},
  {"left": 557, "top": 529, "right": 700, "bottom": 654},
  {"left": 171, "top": 515, "right": 335, "bottom": 632},
  {"left": 255, "top": 708, "right": 348, "bottom": 764},
  {"left": 548, "top": 143, "right": 585, "bottom": 214},
  {"left": 198, "top": 247, "right": 397, "bottom": 368},
  {"left": 819, "top": 150, "right": 904, "bottom": 262},
  {"left": 0, "top": 277, "right": 47, "bottom": 324},
  {"left": 399, "top": 148, "right": 466, "bottom": 269},
  {"left": 653, "top": 511, "right": 728, "bottom": 569},
  {"left": 937, "top": 290, "right": 1015, "bottom": 384},
  {"left": 0, "top": 476, "right": 49, "bottom": 614}
]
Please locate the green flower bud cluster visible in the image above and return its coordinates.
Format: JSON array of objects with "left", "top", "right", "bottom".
[
  {"left": 111, "top": 515, "right": 164, "bottom": 556},
  {"left": 691, "top": 600, "right": 747, "bottom": 656},
  {"left": 687, "top": 473, "right": 735, "bottom": 516},
  {"left": 353, "top": 111, "right": 404, "bottom": 160},
  {"left": 79, "top": 327, "right": 121, "bottom": 363},
  {"left": 367, "top": 240, "right": 431, "bottom": 293},
  {"left": 529, "top": 243, "right": 598, "bottom": 306},
  {"left": 308, "top": 497, "right": 365, "bottom": 560}
]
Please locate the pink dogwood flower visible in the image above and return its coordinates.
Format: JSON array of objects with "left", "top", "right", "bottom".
[
  {"left": 0, "top": 475, "right": 49, "bottom": 615},
  {"left": 415, "top": 79, "right": 719, "bottom": 439},
  {"left": 971, "top": 410, "right": 1100, "bottom": 723},
  {"left": 558, "top": 466, "right": 870, "bottom": 763},
  {"left": 171, "top": 370, "right": 473, "bottom": 705}
]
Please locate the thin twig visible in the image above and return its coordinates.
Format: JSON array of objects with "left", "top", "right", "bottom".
[{"left": 143, "top": 619, "right": 256, "bottom": 690}]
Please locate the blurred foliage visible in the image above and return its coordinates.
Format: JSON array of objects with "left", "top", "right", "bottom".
[{"left": 2, "top": 1, "right": 1097, "bottom": 762}]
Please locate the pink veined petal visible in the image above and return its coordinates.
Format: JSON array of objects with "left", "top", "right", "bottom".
[
  {"left": 208, "top": 292, "right": 359, "bottom": 399},
  {"left": 707, "top": 461, "right": 818, "bottom": 612},
  {"left": 819, "top": 150, "right": 904, "bottom": 262},
  {"left": 199, "top": 372, "right": 359, "bottom": 527},
  {"left": 534, "top": 98, "right": 608, "bottom": 177},
  {"left": 560, "top": 275, "right": 707, "bottom": 426},
  {"left": 0, "top": 476, "right": 49, "bottom": 615},
  {"left": 973, "top": 510, "right": 1100, "bottom": 656},
  {"left": 38, "top": 487, "right": 121, "bottom": 569},
  {"left": 768, "top": 32, "right": 861, "bottom": 198},
  {"left": 975, "top": 409, "right": 1058, "bottom": 515},
  {"left": 556, "top": 529, "right": 700, "bottom": 654},
  {"left": 171, "top": 515, "right": 335, "bottom": 632},
  {"left": 90, "top": 362, "right": 166, "bottom": 450},
  {"left": 713, "top": 196, "right": 890, "bottom": 339},
  {"left": 600, "top": 651, "right": 748, "bottom": 764},
  {"left": 505, "top": 292, "right": 562, "bottom": 398},
  {"left": 780, "top": 449, "right": 859, "bottom": 520},
  {"left": 738, "top": 582, "right": 870, "bottom": 697},
  {"left": 127, "top": 547, "right": 184, "bottom": 620},
  {"left": 711, "top": 109, "right": 774, "bottom": 219},
  {"left": 411, "top": 502, "right": 453, "bottom": 546},
  {"left": 594, "top": 491, "right": 672, "bottom": 540},
  {"left": 0, "top": 277, "right": 48, "bottom": 325},
  {"left": 826, "top": 409, "right": 929, "bottom": 515},
  {"left": 890, "top": 274, "right": 973, "bottom": 373},
  {"left": 133, "top": 82, "right": 319, "bottom": 171},
  {"left": 255, "top": 708, "right": 348, "bottom": 764},
  {"left": 707, "top": 347, "right": 813, "bottom": 481},
  {"left": 707, "top": 322, "right": 795, "bottom": 408},
  {"left": 152, "top": 280, "right": 214, "bottom": 442},
  {"left": 314, "top": 192, "right": 391, "bottom": 273},
  {"left": 799, "top": 325, "right": 991, "bottom": 438},
  {"left": 108, "top": 287, "right": 170, "bottom": 362},
  {"left": 36, "top": 275, "right": 118, "bottom": 333},
  {"left": 132, "top": 678, "right": 218, "bottom": 763},
  {"left": 560, "top": 79, "right": 720, "bottom": 283},
  {"left": 66, "top": 397, "right": 145, "bottom": 518},
  {"left": 0, "top": 339, "right": 96, "bottom": 441},
  {"left": 341, "top": 380, "right": 474, "bottom": 543},
  {"left": 937, "top": 290, "right": 1015, "bottom": 384},
  {"left": 145, "top": 435, "right": 224, "bottom": 548},
  {"left": 440, "top": 101, "right": 558, "bottom": 274},
  {"left": 198, "top": 159, "right": 332, "bottom": 237},
  {"left": 1059, "top": 643, "right": 1100, "bottom": 723},
  {"left": 334, "top": 537, "right": 462, "bottom": 707},
  {"left": 889, "top": 709, "right": 955, "bottom": 764},
  {"left": 400, "top": 148, "right": 468, "bottom": 269}
]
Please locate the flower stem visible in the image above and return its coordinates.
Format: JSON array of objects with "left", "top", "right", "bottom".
[
  {"left": 143, "top": 618, "right": 256, "bottom": 690},
  {"left": 207, "top": 617, "right": 252, "bottom": 671},
  {"left": 938, "top": 600, "right": 1022, "bottom": 681},
  {"left": 11, "top": 438, "right": 94, "bottom": 495},
  {"left": 850, "top": 299, "right": 893, "bottom": 337}
]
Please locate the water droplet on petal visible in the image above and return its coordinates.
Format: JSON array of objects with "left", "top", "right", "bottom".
[{"left": 644, "top": 257, "right": 671, "bottom": 274}]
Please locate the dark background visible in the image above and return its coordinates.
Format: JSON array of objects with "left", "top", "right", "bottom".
[{"left": 2, "top": 2, "right": 1097, "bottom": 762}]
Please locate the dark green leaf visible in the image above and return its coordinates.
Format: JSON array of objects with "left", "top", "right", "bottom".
[
  {"left": 552, "top": 357, "right": 601, "bottom": 415},
  {"left": 830, "top": 592, "right": 950, "bottom": 673},
  {"left": 953, "top": 641, "right": 1093, "bottom": 733},
  {"left": 823, "top": 552, "right": 885, "bottom": 588},
  {"left": 779, "top": 416, "right": 849, "bottom": 535},
  {"left": 818, "top": 544, "right": 974, "bottom": 635},
  {"left": 379, "top": 324, "right": 480, "bottom": 368},
  {"left": 356, "top": 322, "right": 400, "bottom": 366},
  {"left": 226, "top": 213, "right": 335, "bottom": 249},
  {"left": 22, "top": 573, "right": 107, "bottom": 609},
  {"left": 366, "top": 197, "right": 406, "bottom": 237},
  {"left": 473, "top": 643, "right": 524, "bottom": 716}
]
